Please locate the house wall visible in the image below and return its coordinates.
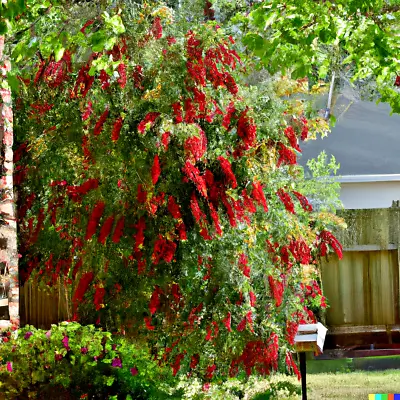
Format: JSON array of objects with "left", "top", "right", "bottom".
[{"left": 340, "top": 181, "right": 400, "bottom": 209}]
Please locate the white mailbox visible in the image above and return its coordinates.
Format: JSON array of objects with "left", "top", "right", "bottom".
[{"left": 294, "top": 322, "right": 328, "bottom": 354}]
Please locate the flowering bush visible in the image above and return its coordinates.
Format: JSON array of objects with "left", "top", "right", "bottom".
[
  {"left": 0, "top": 322, "right": 175, "bottom": 399},
  {"left": 11, "top": 0, "right": 342, "bottom": 383}
]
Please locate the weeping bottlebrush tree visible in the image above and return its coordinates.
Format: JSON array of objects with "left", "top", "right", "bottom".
[{"left": 11, "top": 1, "right": 342, "bottom": 383}]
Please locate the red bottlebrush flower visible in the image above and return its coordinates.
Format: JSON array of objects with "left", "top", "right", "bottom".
[
  {"left": 72, "top": 64, "right": 94, "bottom": 98},
  {"left": 171, "top": 353, "right": 185, "bottom": 377},
  {"left": 190, "top": 192, "right": 206, "bottom": 223},
  {"left": 152, "top": 236, "right": 177, "bottom": 264},
  {"left": 268, "top": 275, "right": 284, "bottom": 307},
  {"left": 99, "top": 70, "right": 110, "bottom": 90},
  {"left": 85, "top": 201, "right": 105, "bottom": 240},
  {"left": 300, "top": 117, "right": 309, "bottom": 140},
  {"left": 221, "top": 193, "right": 237, "bottom": 227},
  {"left": 184, "top": 98, "right": 197, "bottom": 123},
  {"left": 82, "top": 101, "right": 93, "bottom": 121},
  {"left": 111, "top": 117, "right": 123, "bottom": 142},
  {"left": 277, "top": 189, "right": 295, "bottom": 214},
  {"left": 277, "top": 143, "right": 297, "bottom": 167},
  {"left": 222, "top": 312, "right": 232, "bottom": 332},
  {"left": 190, "top": 354, "right": 200, "bottom": 369},
  {"left": 218, "top": 156, "right": 237, "bottom": 188},
  {"left": 133, "top": 65, "right": 144, "bottom": 90},
  {"left": 205, "top": 326, "right": 212, "bottom": 341},
  {"left": 192, "top": 87, "right": 207, "bottom": 113},
  {"left": 182, "top": 161, "right": 208, "bottom": 198},
  {"left": 224, "top": 72, "right": 238, "bottom": 95},
  {"left": 149, "top": 285, "right": 163, "bottom": 314},
  {"left": 172, "top": 102, "right": 183, "bottom": 124},
  {"left": 134, "top": 217, "right": 146, "bottom": 252},
  {"left": 67, "top": 178, "right": 99, "bottom": 202},
  {"left": 321, "top": 296, "right": 327, "bottom": 308},
  {"left": 286, "top": 320, "right": 299, "bottom": 346},
  {"left": 319, "top": 230, "right": 343, "bottom": 259},
  {"left": 138, "top": 112, "right": 160, "bottom": 133},
  {"left": 395, "top": 75, "right": 400, "bottom": 87},
  {"left": 117, "top": 63, "right": 127, "bottom": 89},
  {"left": 176, "top": 222, "right": 187, "bottom": 241},
  {"left": 242, "top": 189, "right": 256, "bottom": 213},
  {"left": 72, "top": 272, "right": 94, "bottom": 310},
  {"left": 137, "top": 184, "right": 147, "bottom": 203},
  {"left": 237, "top": 317, "right": 246, "bottom": 332},
  {"left": 205, "top": 364, "right": 216, "bottom": 380},
  {"left": 167, "top": 36, "right": 177, "bottom": 45},
  {"left": 252, "top": 181, "right": 268, "bottom": 212},
  {"left": 161, "top": 131, "right": 171, "bottom": 150},
  {"left": 249, "top": 291, "right": 256, "bottom": 307},
  {"left": 80, "top": 19, "right": 94, "bottom": 34},
  {"left": 209, "top": 203, "right": 222, "bottom": 236},
  {"left": 292, "top": 190, "right": 313, "bottom": 212},
  {"left": 286, "top": 352, "right": 301, "bottom": 380},
  {"left": 184, "top": 127, "right": 207, "bottom": 161},
  {"left": 168, "top": 196, "right": 182, "bottom": 219},
  {"left": 98, "top": 215, "right": 115, "bottom": 245},
  {"left": 238, "top": 253, "right": 251, "bottom": 278},
  {"left": 93, "top": 286, "right": 106, "bottom": 310},
  {"left": 222, "top": 101, "right": 236, "bottom": 130},
  {"left": 171, "top": 283, "right": 182, "bottom": 304},
  {"left": 289, "top": 238, "right": 311, "bottom": 264},
  {"left": 237, "top": 109, "right": 257, "bottom": 149},
  {"left": 93, "top": 108, "right": 109, "bottom": 136},
  {"left": 284, "top": 126, "right": 301, "bottom": 152},
  {"left": 151, "top": 16, "right": 163, "bottom": 39},
  {"left": 199, "top": 227, "right": 212, "bottom": 240},
  {"left": 151, "top": 155, "right": 161, "bottom": 185},
  {"left": 34, "top": 60, "right": 46, "bottom": 84},
  {"left": 144, "top": 316, "right": 155, "bottom": 330}
]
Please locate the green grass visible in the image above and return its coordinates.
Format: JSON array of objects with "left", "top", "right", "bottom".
[{"left": 305, "top": 370, "right": 400, "bottom": 399}]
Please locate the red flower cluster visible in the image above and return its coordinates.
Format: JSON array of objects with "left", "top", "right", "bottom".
[
  {"left": 98, "top": 215, "right": 115, "bottom": 245},
  {"left": 111, "top": 117, "right": 123, "bottom": 142},
  {"left": 222, "top": 312, "right": 232, "bottom": 332},
  {"left": 237, "top": 110, "right": 257, "bottom": 149},
  {"left": 184, "top": 127, "right": 207, "bottom": 161},
  {"left": 117, "top": 63, "right": 127, "bottom": 89},
  {"left": 319, "top": 230, "right": 343, "bottom": 259},
  {"left": 182, "top": 161, "right": 208, "bottom": 198},
  {"left": 152, "top": 236, "right": 177, "bottom": 264},
  {"left": 93, "top": 285, "right": 106, "bottom": 310},
  {"left": 43, "top": 51, "right": 72, "bottom": 88},
  {"left": 72, "top": 272, "right": 94, "bottom": 311},
  {"left": 72, "top": 64, "right": 94, "bottom": 98},
  {"left": 252, "top": 181, "right": 268, "bottom": 212},
  {"left": 277, "top": 189, "right": 295, "bottom": 214},
  {"left": 231, "top": 333, "right": 279, "bottom": 377},
  {"left": 149, "top": 285, "right": 163, "bottom": 314},
  {"left": 82, "top": 101, "right": 93, "bottom": 121},
  {"left": 249, "top": 291, "right": 256, "bottom": 307},
  {"left": 238, "top": 253, "right": 251, "bottom": 278},
  {"left": 286, "top": 320, "right": 299, "bottom": 346},
  {"left": 395, "top": 75, "right": 400, "bottom": 87},
  {"left": 268, "top": 276, "right": 284, "bottom": 307},
  {"left": 300, "top": 116, "right": 309, "bottom": 140},
  {"left": 67, "top": 178, "right": 99, "bottom": 202},
  {"left": 151, "top": 17, "right": 163, "bottom": 39},
  {"left": 292, "top": 190, "right": 313, "bottom": 212},
  {"left": 168, "top": 196, "right": 182, "bottom": 219},
  {"left": 134, "top": 217, "right": 146, "bottom": 252},
  {"left": 137, "top": 112, "right": 160, "bottom": 134},
  {"left": 151, "top": 155, "right": 161, "bottom": 185},
  {"left": 289, "top": 238, "right": 312, "bottom": 265},
  {"left": 277, "top": 143, "right": 297, "bottom": 167},
  {"left": 222, "top": 101, "right": 236, "bottom": 129},
  {"left": 286, "top": 352, "right": 301, "bottom": 380},
  {"left": 85, "top": 201, "right": 105, "bottom": 240},
  {"left": 93, "top": 108, "right": 109, "bottom": 136},
  {"left": 218, "top": 156, "right": 237, "bottom": 188},
  {"left": 112, "top": 217, "right": 125, "bottom": 243},
  {"left": 284, "top": 126, "right": 301, "bottom": 152}
]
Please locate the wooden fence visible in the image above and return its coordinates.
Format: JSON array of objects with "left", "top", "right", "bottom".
[{"left": 20, "top": 280, "right": 70, "bottom": 329}]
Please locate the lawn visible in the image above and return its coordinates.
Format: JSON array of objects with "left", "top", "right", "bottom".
[{"left": 304, "top": 370, "right": 400, "bottom": 399}]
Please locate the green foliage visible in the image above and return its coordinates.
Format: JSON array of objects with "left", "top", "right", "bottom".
[
  {"left": 0, "top": 322, "right": 175, "bottom": 399},
  {"left": 242, "top": 0, "right": 400, "bottom": 113}
]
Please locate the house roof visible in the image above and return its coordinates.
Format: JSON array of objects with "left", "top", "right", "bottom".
[{"left": 299, "top": 97, "right": 400, "bottom": 176}]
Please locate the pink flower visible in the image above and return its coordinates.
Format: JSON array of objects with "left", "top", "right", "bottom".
[
  {"left": 24, "top": 331, "right": 33, "bottom": 340},
  {"left": 112, "top": 357, "right": 122, "bottom": 368},
  {"left": 6, "top": 362, "right": 12, "bottom": 372},
  {"left": 130, "top": 367, "right": 139, "bottom": 376},
  {"left": 62, "top": 336, "right": 70, "bottom": 351}
]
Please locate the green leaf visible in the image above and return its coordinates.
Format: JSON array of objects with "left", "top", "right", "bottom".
[
  {"left": 55, "top": 47, "right": 65, "bottom": 62},
  {"left": 329, "top": 114, "right": 336, "bottom": 127}
]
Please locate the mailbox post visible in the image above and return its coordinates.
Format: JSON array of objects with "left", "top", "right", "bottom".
[{"left": 294, "top": 322, "right": 328, "bottom": 400}]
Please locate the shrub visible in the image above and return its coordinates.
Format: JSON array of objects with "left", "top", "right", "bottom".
[{"left": 0, "top": 322, "right": 176, "bottom": 399}]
